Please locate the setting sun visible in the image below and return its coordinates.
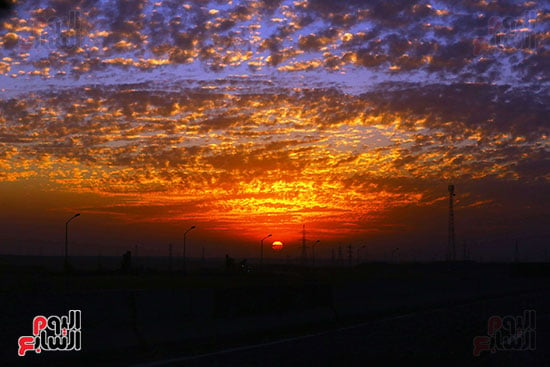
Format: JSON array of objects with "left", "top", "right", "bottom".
[{"left": 272, "top": 241, "right": 284, "bottom": 251}]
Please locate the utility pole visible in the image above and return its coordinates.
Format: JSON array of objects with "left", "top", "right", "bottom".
[
  {"left": 260, "top": 234, "right": 272, "bottom": 269},
  {"left": 183, "top": 225, "right": 196, "bottom": 274},
  {"left": 301, "top": 224, "right": 307, "bottom": 265},
  {"left": 64, "top": 213, "right": 80, "bottom": 273},
  {"left": 311, "top": 240, "right": 320, "bottom": 266},
  {"left": 447, "top": 185, "right": 456, "bottom": 262},
  {"left": 168, "top": 243, "right": 173, "bottom": 273}
]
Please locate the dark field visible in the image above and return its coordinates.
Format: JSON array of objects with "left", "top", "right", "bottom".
[{"left": 1, "top": 256, "right": 549, "bottom": 366}]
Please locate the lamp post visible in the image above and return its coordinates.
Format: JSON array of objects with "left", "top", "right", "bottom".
[
  {"left": 183, "top": 225, "right": 196, "bottom": 274},
  {"left": 64, "top": 213, "right": 80, "bottom": 272},
  {"left": 312, "top": 240, "right": 320, "bottom": 266},
  {"left": 260, "top": 234, "right": 272, "bottom": 268}
]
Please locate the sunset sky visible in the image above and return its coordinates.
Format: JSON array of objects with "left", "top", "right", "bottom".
[{"left": 0, "top": 0, "right": 548, "bottom": 261}]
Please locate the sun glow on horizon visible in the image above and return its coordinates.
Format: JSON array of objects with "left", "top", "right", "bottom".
[
  {"left": 272, "top": 241, "right": 284, "bottom": 251},
  {"left": 0, "top": 0, "right": 546, "bottom": 258}
]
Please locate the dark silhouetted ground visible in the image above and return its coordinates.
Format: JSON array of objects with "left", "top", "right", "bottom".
[{"left": 1, "top": 256, "right": 549, "bottom": 366}]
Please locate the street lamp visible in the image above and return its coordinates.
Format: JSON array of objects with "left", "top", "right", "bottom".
[
  {"left": 260, "top": 234, "right": 272, "bottom": 268},
  {"left": 183, "top": 225, "right": 196, "bottom": 274},
  {"left": 64, "top": 213, "right": 80, "bottom": 272},
  {"left": 312, "top": 240, "right": 320, "bottom": 266}
]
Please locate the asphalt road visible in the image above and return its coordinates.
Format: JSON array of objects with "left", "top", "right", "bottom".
[{"left": 133, "top": 290, "right": 550, "bottom": 367}]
